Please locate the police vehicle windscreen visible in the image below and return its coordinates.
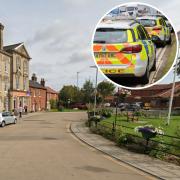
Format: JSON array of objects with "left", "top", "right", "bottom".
[
  {"left": 94, "top": 28, "right": 128, "bottom": 44},
  {"left": 138, "top": 19, "right": 156, "bottom": 27},
  {"left": 127, "top": 7, "right": 135, "bottom": 11}
]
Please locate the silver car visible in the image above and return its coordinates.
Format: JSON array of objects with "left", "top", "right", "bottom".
[{"left": 0, "top": 112, "right": 17, "bottom": 127}]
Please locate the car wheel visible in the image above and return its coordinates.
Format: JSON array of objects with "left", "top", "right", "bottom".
[
  {"left": 14, "top": 119, "right": 17, "bottom": 124},
  {"left": 167, "top": 35, "right": 172, "bottom": 45},
  {"left": 1, "top": 121, "right": 5, "bottom": 127},
  {"left": 141, "top": 61, "right": 150, "bottom": 84}
]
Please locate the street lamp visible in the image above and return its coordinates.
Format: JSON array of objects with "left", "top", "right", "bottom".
[
  {"left": 90, "top": 65, "right": 98, "bottom": 116},
  {"left": 77, "top": 72, "right": 80, "bottom": 89},
  {"left": 166, "top": 51, "right": 180, "bottom": 125}
]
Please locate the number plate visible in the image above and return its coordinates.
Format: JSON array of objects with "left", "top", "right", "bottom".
[
  {"left": 102, "top": 68, "right": 124, "bottom": 74},
  {"left": 94, "top": 52, "right": 115, "bottom": 58}
]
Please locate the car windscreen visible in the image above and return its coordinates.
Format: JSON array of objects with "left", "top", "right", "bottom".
[
  {"left": 138, "top": 19, "right": 157, "bottom": 27},
  {"left": 94, "top": 28, "right": 128, "bottom": 44},
  {"left": 126, "top": 7, "right": 135, "bottom": 11}
]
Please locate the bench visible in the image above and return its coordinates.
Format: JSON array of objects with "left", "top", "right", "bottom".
[{"left": 127, "top": 111, "right": 139, "bottom": 122}]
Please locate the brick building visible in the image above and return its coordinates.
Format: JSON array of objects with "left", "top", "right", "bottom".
[
  {"left": 46, "top": 86, "right": 58, "bottom": 110},
  {"left": 125, "top": 82, "right": 180, "bottom": 109},
  {"left": 29, "top": 74, "right": 46, "bottom": 112}
]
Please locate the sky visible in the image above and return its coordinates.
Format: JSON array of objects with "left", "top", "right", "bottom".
[{"left": 0, "top": 0, "right": 180, "bottom": 90}]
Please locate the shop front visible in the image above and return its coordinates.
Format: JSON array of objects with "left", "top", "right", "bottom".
[{"left": 10, "top": 91, "right": 30, "bottom": 112}]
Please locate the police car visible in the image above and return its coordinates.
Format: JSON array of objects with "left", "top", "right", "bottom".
[
  {"left": 137, "top": 16, "right": 171, "bottom": 46},
  {"left": 93, "top": 20, "right": 156, "bottom": 84}
]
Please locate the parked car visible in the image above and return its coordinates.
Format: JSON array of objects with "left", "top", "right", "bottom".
[
  {"left": 0, "top": 112, "right": 17, "bottom": 127},
  {"left": 137, "top": 16, "right": 171, "bottom": 46},
  {"left": 70, "top": 103, "right": 87, "bottom": 110},
  {"left": 93, "top": 19, "right": 156, "bottom": 84},
  {"left": 104, "top": 103, "right": 111, "bottom": 107}
]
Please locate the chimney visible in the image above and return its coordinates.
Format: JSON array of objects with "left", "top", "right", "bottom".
[
  {"left": 40, "top": 78, "right": 45, "bottom": 87},
  {"left": 31, "top": 73, "right": 37, "bottom": 82},
  {"left": 0, "top": 23, "right": 4, "bottom": 50}
]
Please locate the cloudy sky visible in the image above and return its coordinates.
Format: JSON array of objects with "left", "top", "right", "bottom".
[{"left": 0, "top": 0, "right": 180, "bottom": 90}]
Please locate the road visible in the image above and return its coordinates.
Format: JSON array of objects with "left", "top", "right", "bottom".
[{"left": 0, "top": 112, "right": 156, "bottom": 180}]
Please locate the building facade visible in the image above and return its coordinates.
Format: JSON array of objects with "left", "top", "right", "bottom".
[
  {"left": 29, "top": 74, "right": 47, "bottom": 112},
  {"left": 46, "top": 86, "right": 58, "bottom": 110},
  {"left": 0, "top": 23, "right": 11, "bottom": 111},
  {"left": 0, "top": 22, "right": 31, "bottom": 112},
  {"left": 4, "top": 43, "right": 31, "bottom": 111}
]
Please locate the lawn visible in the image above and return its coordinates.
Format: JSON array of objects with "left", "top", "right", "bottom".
[
  {"left": 99, "top": 115, "right": 180, "bottom": 145},
  {"left": 50, "top": 108, "right": 86, "bottom": 112}
]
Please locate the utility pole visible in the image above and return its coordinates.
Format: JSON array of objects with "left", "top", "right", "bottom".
[{"left": 167, "top": 55, "right": 179, "bottom": 125}]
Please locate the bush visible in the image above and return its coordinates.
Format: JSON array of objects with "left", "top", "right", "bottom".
[
  {"left": 58, "top": 105, "right": 64, "bottom": 112},
  {"left": 100, "top": 108, "right": 112, "bottom": 118},
  {"left": 149, "top": 143, "right": 169, "bottom": 159}
]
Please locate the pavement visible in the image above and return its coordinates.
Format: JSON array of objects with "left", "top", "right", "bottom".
[
  {"left": 0, "top": 112, "right": 157, "bottom": 180},
  {"left": 70, "top": 121, "right": 180, "bottom": 180}
]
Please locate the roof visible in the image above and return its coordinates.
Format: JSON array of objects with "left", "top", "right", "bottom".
[
  {"left": 136, "top": 16, "right": 159, "bottom": 20},
  {"left": 46, "top": 86, "right": 58, "bottom": 94},
  {"left": 98, "top": 20, "right": 138, "bottom": 29},
  {"left": 154, "top": 83, "right": 180, "bottom": 98},
  {"left": 4, "top": 42, "right": 23, "bottom": 51},
  {"left": 29, "top": 80, "right": 46, "bottom": 90}
]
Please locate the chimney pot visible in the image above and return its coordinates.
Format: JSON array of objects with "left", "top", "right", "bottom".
[{"left": 40, "top": 78, "right": 45, "bottom": 87}]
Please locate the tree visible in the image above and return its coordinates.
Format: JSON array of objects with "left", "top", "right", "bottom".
[
  {"left": 82, "top": 80, "right": 94, "bottom": 104},
  {"left": 97, "top": 81, "right": 115, "bottom": 103},
  {"left": 59, "top": 85, "right": 82, "bottom": 107}
]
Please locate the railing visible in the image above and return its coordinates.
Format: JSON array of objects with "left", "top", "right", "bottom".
[{"left": 90, "top": 120, "right": 180, "bottom": 158}]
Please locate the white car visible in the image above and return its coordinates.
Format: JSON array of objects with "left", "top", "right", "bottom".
[
  {"left": 0, "top": 112, "right": 17, "bottom": 127},
  {"left": 124, "top": 5, "right": 139, "bottom": 17}
]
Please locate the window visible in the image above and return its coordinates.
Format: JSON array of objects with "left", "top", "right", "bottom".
[
  {"left": 4, "top": 79, "right": 9, "bottom": 92},
  {"left": 137, "top": 25, "right": 147, "bottom": 40},
  {"left": 23, "top": 60, "right": 28, "bottom": 73},
  {"left": 141, "top": 25, "right": 150, "bottom": 39},
  {"left": 94, "top": 28, "right": 128, "bottom": 44},
  {"left": 16, "top": 76, "right": 20, "bottom": 89},
  {"left": 5, "top": 60, "right": 8, "bottom": 73},
  {"left": 23, "top": 77, "right": 27, "bottom": 90},
  {"left": 138, "top": 19, "right": 156, "bottom": 27},
  {"left": 16, "top": 57, "right": 21, "bottom": 71}
]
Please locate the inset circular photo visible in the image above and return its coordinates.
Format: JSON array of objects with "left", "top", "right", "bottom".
[{"left": 92, "top": 3, "right": 178, "bottom": 89}]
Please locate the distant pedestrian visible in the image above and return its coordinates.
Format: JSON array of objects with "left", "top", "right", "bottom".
[
  {"left": 24, "top": 105, "right": 27, "bottom": 114},
  {"left": 19, "top": 106, "right": 23, "bottom": 118}
]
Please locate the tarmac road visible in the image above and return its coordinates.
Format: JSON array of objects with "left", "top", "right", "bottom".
[{"left": 0, "top": 112, "right": 156, "bottom": 180}]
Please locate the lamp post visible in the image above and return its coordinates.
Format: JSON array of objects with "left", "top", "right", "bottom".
[
  {"left": 167, "top": 52, "right": 179, "bottom": 125},
  {"left": 77, "top": 72, "right": 79, "bottom": 89},
  {"left": 90, "top": 66, "right": 98, "bottom": 116}
]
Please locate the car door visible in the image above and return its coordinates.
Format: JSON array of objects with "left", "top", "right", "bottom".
[
  {"left": 159, "top": 18, "right": 166, "bottom": 41},
  {"left": 137, "top": 25, "right": 154, "bottom": 65},
  {"left": 2, "top": 112, "right": 9, "bottom": 124},
  {"left": 162, "top": 19, "right": 170, "bottom": 40},
  {"left": 141, "top": 25, "right": 156, "bottom": 65},
  {"left": 6, "top": 112, "right": 13, "bottom": 124}
]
